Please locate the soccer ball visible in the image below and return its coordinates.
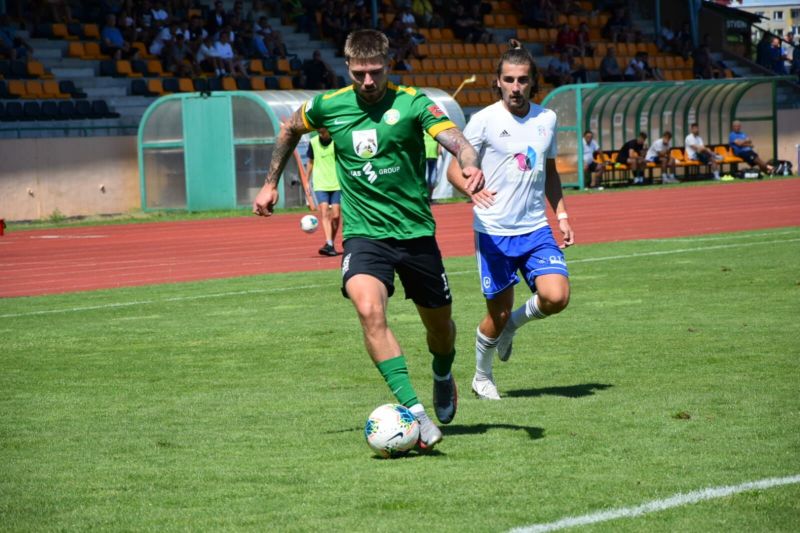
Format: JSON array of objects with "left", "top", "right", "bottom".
[
  {"left": 300, "top": 214, "right": 319, "bottom": 233},
  {"left": 364, "top": 404, "right": 420, "bottom": 458}
]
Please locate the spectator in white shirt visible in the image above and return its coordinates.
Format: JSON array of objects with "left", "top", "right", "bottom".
[
  {"left": 684, "top": 123, "right": 720, "bottom": 180},
  {"left": 645, "top": 131, "right": 679, "bottom": 183},
  {"left": 196, "top": 34, "right": 220, "bottom": 74},
  {"left": 582, "top": 130, "right": 605, "bottom": 189},
  {"left": 213, "top": 31, "right": 246, "bottom": 77},
  {"left": 149, "top": 21, "right": 176, "bottom": 57}
]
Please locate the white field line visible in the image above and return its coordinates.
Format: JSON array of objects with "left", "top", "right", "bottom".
[
  {"left": 509, "top": 474, "right": 800, "bottom": 533},
  {"left": 2, "top": 237, "right": 799, "bottom": 319}
]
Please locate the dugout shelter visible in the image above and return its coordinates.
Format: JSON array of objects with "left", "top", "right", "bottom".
[
  {"left": 543, "top": 77, "right": 785, "bottom": 188},
  {"left": 137, "top": 89, "right": 465, "bottom": 211}
]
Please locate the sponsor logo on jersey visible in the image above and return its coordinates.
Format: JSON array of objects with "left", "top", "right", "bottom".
[
  {"left": 514, "top": 147, "right": 537, "bottom": 171},
  {"left": 500, "top": 129, "right": 510, "bottom": 137},
  {"left": 352, "top": 129, "right": 378, "bottom": 158},
  {"left": 483, "top": 276, "right": 491, "bottom": 289},
  {"left": 538, "top": 126, "right": 546, "bottom": 137},
  {"left": 342, "top": 253, "right": 351, "bottom": 275},
  {"left": 549, "top": 255, "right": 566, "bottom": 266},
  {"left": 427, "top": 104, "right": 445, "bottom": 118},
  {"left": 383, "top": 109, "right": 400, "bottom": 125},
  {"left": 362, "top": 161, "right": 378, "bottom": 183}
]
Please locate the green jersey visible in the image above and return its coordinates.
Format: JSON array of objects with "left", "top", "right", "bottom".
[{"left": 301, "top": 83, "right": 456, "bottom": 240}]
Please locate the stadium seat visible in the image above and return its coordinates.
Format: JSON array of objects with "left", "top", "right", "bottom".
[
  {"left": 40, "top": 101, "right": 59, "bottom": 120},
  {"left": 115, "top": 60, "right": 142, "bottom": 78},
  {"left": 131, "top": 42, "right": 155, "bottom": 59},
  {"left": 162, "top": 78, "right": 179, "bottom": 93},
  {"left": 43, "top": 80, "right": 69, "bottom": 99},
  {"left": 74, "top": 99, "right": 92, "bottom": 119},
  {"left": 57, "top": 100, "right": 77, "bottom": 120},
  {"left": 0, "top": 80, "right": 15, "bottom": 99},
  {"left": 7, "top": 79, "right": 26, "bottom": 98},
  {"left": 83, "top": 24, "right": 100, "bottom": 40},
  {"left": 67, "top": 42, "right": 85, "bottom": 58},
  {"left": 91, "top": 100, "right": 120, "bottom": 119},
  {"left": 59, "top": 80, "right": 87, "bottom": 98},
  {"left": 178, "top": 78, "right": 194, "bottom": 92},
  {"left": 83, "top": 42, "right": 108, "bottom": 60},
  {"left": 22, "top": 101, "right": 41, "bottom": 120},
  {"left": 52, "top": 23, "right": 78, "bottom": 40},
  {"left": 99, "top": 60, "right": 116, "bottom": 77},
  {"left": 192, "top": 78, "right": 209, "bottom": 92},
  {"left": 218, "top": 77, "right": 234, "bottom": 91},
  {"left": 236, "top": 77, "right": 252, "bottom": 90},
  {"left": 264, "top": 76, "right": 279, "bottom": 90},
  {"left": 207, "top": 77, "right": 223, "bottom": 92},
  {"left": 131, "top": 78, "right": 148, "bottom": 95},
  {"left": 146, "top": 79, "right": 168, "bottom": 96},
  {"left": 250, "top": 77, "right": 266, "bottom": 91},
  {"left": 3, "top": 101, "right": 23, "bottom": 121},
  {"left": 146, "top": 60, "right": 169, "bottom": 77},
  {"left": 277, "top": 76, "right": 293, "bottom": 89},
  {"left": 11, "top": 61, "right": 29, "bottom": 78},
  {"left": 276, "top": 58, "right": 291, "bottom": 75},
  {"left": 248, "top": 59, "right": 265, "bottom": 75},
  {"left": 131, "top": 60, "right": 148, "bottom": 77}
]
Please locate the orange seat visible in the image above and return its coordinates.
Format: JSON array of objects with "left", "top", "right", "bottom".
[
  {"left": 83, "top": 24, "right": 100, "bottom": 40},
  {"left": 147, "top": 79, "right": 168, "bottom": 95},
  {"left": 250, "top": 76, "right": 266, "bottom": 91},
  {"left": 276, "top": 58, "right": 292, "bottom": 74},
  {"left": 83, "top": 41, "right": 108, "bottom": 59},
  {"left": 452, "top": 43, "right": 465, "bottom": 56},
  {"left": 7, "top": 79, "right": 26, "bottom": 98},
  {"left": 43, "top": 79, "right": 69, "bottom": 98},
  {"left": 52, "top": 23, "right": 77, "bottom": 40},
  {"left": 249, "top": 59, "right": 265, "bottom": 75},
  {"left": 221, "top": 77, "right": 237, "bottom": 91},
  {"left": 430, "top": 28, "right": 442, "bottom": 41},
  {"left": 27, "top": 61, "right": 53, "bottom": 79},
  {"left": 277, "top": 76, "right": 293, "bottom": 89},
  {"left": 178, "top": 78, "right": 194, "bottom": 92},
  {"left": 463, "top": 43, "right": 476, "bottom": 56},
  {"left": 68, "top": 41, "right": 85, "bottom": 58},
  {"left": 440, "top": 28, "right": 454, "bottom": 40},
  {"left": 24, "top": 80, "right": 44, "bottom": 99},
  {"left": 131, "top": 41, "right": 155, "bottom": 59},
  {"left": 146, "top": 59, "right": 169, "bottom": 77},
  {"left": 457, "top": 58, "right": 469, "bottom": 71},
  {"left": 116, "top": 60, "right": 142, "bottom": 77}
]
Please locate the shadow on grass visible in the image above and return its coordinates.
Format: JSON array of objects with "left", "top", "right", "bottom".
[
  {"left": 443, "top": 423, "right": 544, "bottom": 440},
  {"left": 505, "top": 382, "right": 613, "bottom": 398}
]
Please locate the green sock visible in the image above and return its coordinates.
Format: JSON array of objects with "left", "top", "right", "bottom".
[
  {"left": 430, "top": 349, "right": 455, "bottom": 378},
  {"left": 376, "top": 355, "right": 419, "bottom": 408}
]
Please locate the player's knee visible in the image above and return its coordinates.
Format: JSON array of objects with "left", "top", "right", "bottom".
[
  {"left": 354, "top": 301, "right": 387, "bottom": 331},
  {"left": 539, "top": 288, "right": 570, "bottom": 314}
]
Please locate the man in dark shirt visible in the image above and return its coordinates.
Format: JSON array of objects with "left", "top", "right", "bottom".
[
  {"left": 302, "top": 50, "right": 336, "bottom": 89},
  {"left": 617, "top": 132, "right": 648, "bottom": 185}
]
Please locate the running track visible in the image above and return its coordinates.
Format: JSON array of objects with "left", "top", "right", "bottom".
[{"left": 1, "top": 179, "right": 799, "bottom": 298}]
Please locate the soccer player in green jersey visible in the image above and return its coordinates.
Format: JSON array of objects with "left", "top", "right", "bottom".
[{"left": 253, "top": 29, "right": 483, "bottom": 450}]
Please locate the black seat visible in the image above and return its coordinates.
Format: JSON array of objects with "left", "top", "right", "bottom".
[
  {"left": 74, "top": 99, "right": 92, "bottom": 119},
  {"left": 0, "top": 60, "right": 10, "bottom": 78},
  {"left": 131, "top": 60, "right": 148, "bottom": 76},
  {"left": 59, "top": 80, "right": 87, "bottom": 98},
  {"left": 236, "top": 77, "right": 252, "bottom": 90},
  {"left": 99, "top": 60, "right": 116, "bottom": 77},
  {"left": 262, "top": 57, "right": 277, "bottom": 73},
  {"left": 0, "top": 80, "right": 12, "bottom": 99},
  {"left": 207, "top": 77, "right": 223, "bottom": 92},
  {"left": 162, "top": 77, "right": 179, "bottom": 93},
  {"left": 265, "top": 76, "right": 279, "bottom": 90},
  {"left": 193, "top": 78, "right": 209, "bottom": 92},
  {"left": 11, "top": 60, "right": 29, "bottom": 78},
  {"left": 40, "top": 100, "right": 59, "bottom": 120},
  {"left": 91, "top": 99, "right": 120, "bottom": 118},
  {"left": 3, "top": 101, "right": 22, "bottom": 121},
  {"left": 22, "top": 101, "right": 41, "bottom": 120},
  {"left": 131, "top": 79, "right": 148, "bottom": 95},
  {"left": 57, "top": 100, "right": 76, "bottom": 120}
]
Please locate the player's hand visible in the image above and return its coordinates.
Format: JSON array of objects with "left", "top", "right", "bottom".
[
  {"left": 470, "top": 187, "right": 496, "bottom": 209},
  {"left": 253, "top": 183, "right": 279, "bottom": 217},
  {"left": 558, "top": 219, "right": 575, "bottom": 249},
  {"left": 462, "top": 166, "right": 484, "bottom": 194}
]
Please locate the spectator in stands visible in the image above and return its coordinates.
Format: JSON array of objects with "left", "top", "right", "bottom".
[
  {"left": 412, "top": 0, "right": 434, "bottom": 28},
  {"left": 599, "top": 46, "right": 623, "bottom": 81},
  {"left": 691, "top": 43, "right": 714, "bottom": 79},
  {"left": 196, "top": 34, "right": 219, "bottom": 74},
  {"left": 0, "top": 14, "right": 32, "bottom": 61},
  {"left": 624, "top": 51, "right": 661, "bottom": 81},
  {"left": 47, "top": 0, "right": 73, "bottom": 24},
  {"left": 149, "top": 19, "right": 177, "bottom": 57},
  {"left": 755, "top": 32, "right": 772, "bottom": 70},
  {"left": 386, "top": 17, "right": 424, "bottom": 69},
  {"left": 164, "top": 32, "right": 196, "bottom": 76},
  {"left": 582, "top": 130, "right": 605, "bottom": 189},
  {"left": 264, "top": 30, "right": 289, "bottom": 58},
  {"left": 728, "top": 120, "right": 774, "bottom": 175},
  {"left": 791, "top": 44, "right": 800, "bottom": 82},
  {"left": 101, "top": 14, "right": 136, "bottom": 60},
  {"left": 576, "top": 21, "right": 593, "bottom": 57},
  {"left": 302, "top": 49, "right": 336, "bottom": 89},
  {"left": 659, "top": 23, "right": 676, "bottom": 53},
  {"left": 213, "top": 30, "right": 247, "bottom": 76},
  {"left": 602, "top": 6, "right": 630, "bottom": 43},
  {"left": 150, "top": 1, "right": 170, "bottom": 26},
  {"left": 320, "top": 1, "right": 347, "bottom": 51},
  {"left": 247, "top": 0, "right": 277, "bottom": 23},
  {"left": 645, "top": 131, "right": 679, "bottom": 184},
  {"left": 545, "top": 51, "right": 586, "bottom": 86},
  {"left": 207, "top": 0, "right": 229, "bottom": 36},
  {"left": 187, "top": 15, "right": 208, "bottom": 52},
  {"left": 554, "top": 22, "right": 579, "bottom": 55},
  {"left": 451, "top": 4, "right": 491, "bottom": 44},
  {"left": 254, "top": 15, "right": 273, "bottom": 38},
  {"left": 236, "top": 22, "right": 258, "bottom": 58},
  {"left": 684, "top": 122, "right": 720, "bottom": 180},
  {"left": 769, "top": 37, "right": 788, "bottom": 75},
  {"left": 617, "top": 132, "right": 648, "bottom": 185}
]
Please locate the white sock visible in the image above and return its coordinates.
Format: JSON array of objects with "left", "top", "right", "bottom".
[
  {"left": 475, "top": 327, "right": 497, "bottom": 379},
  {"left": 713, "top": 170, "right": 720, "bottom": 178},
  {"left": 409, "top": 403, "right": 425, "bottom": 416},
  {"left": 326, "top": 239, "right": 333, "bottom": 246},
  {"left": 509, "top": 293, "right": 547, "bottom": 331}
]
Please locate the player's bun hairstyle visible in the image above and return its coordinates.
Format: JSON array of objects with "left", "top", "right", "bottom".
[
  {"left": 344, "top": 29, "right": 390, "bottom": 62},
  {"left": 494, "top": 39, "right": 539, "bottom": 97}
]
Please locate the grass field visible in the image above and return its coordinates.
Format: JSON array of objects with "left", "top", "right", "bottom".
[{"left": 2, "top": 227, "right": 799, "bottom": 531}]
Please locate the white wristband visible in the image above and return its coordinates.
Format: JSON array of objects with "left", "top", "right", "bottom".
[{"left": 557, "top": 212, "right": 569, "bottom": 220}]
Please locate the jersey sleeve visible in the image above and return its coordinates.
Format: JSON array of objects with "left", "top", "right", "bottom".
[
  {"left": 413, "top": 92, "right": 456, "bottom": 138},
  {"left": 301, "top": 94, "right": 323, "bottom": 130}
]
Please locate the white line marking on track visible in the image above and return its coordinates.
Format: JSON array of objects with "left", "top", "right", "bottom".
[
  {"left": 3, "top": 236, "right": 799, "bottom": 319},
  {"left": 508, "top": 474, "right": 800, "bottom": 532}
]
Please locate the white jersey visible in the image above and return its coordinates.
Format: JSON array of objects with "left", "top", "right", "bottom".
[
  {"left": 685, "top": 133, "right": 704, "bottom": 160},
  {"left": 463, "top": 100, "right": 558, "bottom": 236},
  {"left": 646, "top": 138, "right": 671, "bottom": 160}
]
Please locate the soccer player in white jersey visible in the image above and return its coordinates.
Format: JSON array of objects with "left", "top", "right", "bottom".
[{"left": 447, "top": 41, "right": 574, "bottom": 400}]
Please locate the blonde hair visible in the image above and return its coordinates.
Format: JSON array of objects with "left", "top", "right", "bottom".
[{"left": 344, "top": 29, "right": 390, "bottom": 61}]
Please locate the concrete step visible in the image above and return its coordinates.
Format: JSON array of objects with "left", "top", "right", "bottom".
[
  {"left": 84, "top": 86, "right": 129, "bottom": 98},
  {"left": 50, "top": 66, "right": 96, "bottom": 79}
]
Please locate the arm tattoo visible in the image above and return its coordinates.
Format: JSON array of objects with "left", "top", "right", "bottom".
[
  {"left": 265, "top": 109, "right": 311, "bottom": 186},
  {"left": 436, "top": 127, "right": 479, "bottom": 169}
]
